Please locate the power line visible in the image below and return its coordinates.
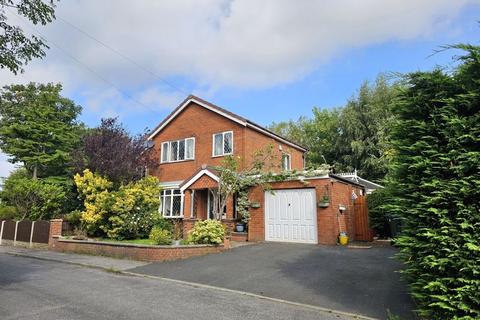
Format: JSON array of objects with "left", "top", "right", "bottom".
[
  {"left": 7, "top": 8, "right": 163, "bottom": 114},
  {"left": 55, "top": 15, "right": 189, "bottom": 96}
]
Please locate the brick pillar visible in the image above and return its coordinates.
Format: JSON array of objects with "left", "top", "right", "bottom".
[
  {"left": 183, "top": 190, "right": 191, "bottom": 217},
  {"left": 48, "top": 219, "right": 63, "bottom": 249},
  {"left": 226, "top": 195, "right": 234, "bottom": 219}
]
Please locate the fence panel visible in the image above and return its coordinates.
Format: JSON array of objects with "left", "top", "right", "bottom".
[
  {"left": 16, "top": 220, "right": 33, "bottom": 242},
  {"left": 354, "top": 196, "right": 374, "bottom": 241},
  {"left": 32, "top": 220, "right": 50, "bottom": 244},
  {"left": 2, "top": 220, "right": 16, "bottom": 240}
]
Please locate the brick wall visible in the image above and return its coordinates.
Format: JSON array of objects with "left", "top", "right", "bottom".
[
  {"left": 150, "top": 101, "right": 306, "bottom": 182},
  {"left": 247, "top": 178, "right": 364, "bottom": 245},
  {"left": 49, "top": 237, "right": 228, "bottom": 262},
  {"left": 48, "top": 219, "right": 230, "bottom": 262}
]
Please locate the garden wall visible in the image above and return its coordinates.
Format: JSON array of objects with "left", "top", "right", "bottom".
[{"left": 48, "top": 219, "right": 230, "bottom": 262}]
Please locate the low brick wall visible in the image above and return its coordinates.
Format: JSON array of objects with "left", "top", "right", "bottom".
[{"left": 49, "top": 236, "right": 228, "bottom": 262}]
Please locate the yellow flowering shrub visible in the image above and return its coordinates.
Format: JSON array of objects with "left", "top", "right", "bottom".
[
  {"left": 187, "top": 220, "right": 225, "bottom": 245},
  {"left": 74, "top": 169, "right": 162, "bottom": 239}
]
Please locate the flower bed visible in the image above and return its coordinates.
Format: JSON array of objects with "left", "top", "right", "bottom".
[{"left": 49, "top": 235, "right": 230, "bottom": 262}]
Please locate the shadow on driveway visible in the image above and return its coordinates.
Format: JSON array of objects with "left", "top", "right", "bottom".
[{"left": 129, "top": 243, "right": 415, "bottom": 319}]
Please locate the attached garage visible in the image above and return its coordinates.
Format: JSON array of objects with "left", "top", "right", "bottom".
[{"left": 264, "top": 188, "right": 317, "bottom": 244}]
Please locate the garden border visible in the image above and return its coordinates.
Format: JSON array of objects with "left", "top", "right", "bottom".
[{"left": 48, "top": 219, "right": 230, "bottom": 262}]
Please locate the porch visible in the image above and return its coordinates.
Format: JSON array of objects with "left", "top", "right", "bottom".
[{"left": 180, "top": 167, "right": 239, "bottom": 236}]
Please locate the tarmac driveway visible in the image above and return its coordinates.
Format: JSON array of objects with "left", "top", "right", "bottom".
[{"left": 129, "top": 243, "right": 415, "bottom": 319}]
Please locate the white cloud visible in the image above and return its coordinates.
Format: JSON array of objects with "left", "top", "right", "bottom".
[{"left": 0, "top": 0, "right": 476, "bottom": 115}]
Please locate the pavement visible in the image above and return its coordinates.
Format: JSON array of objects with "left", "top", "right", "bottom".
[
  {"left": 130, "top": 242, "right": 415, "bottom": 320},
  {"left": 0, "top": 253, "right": 358, "bottom": 320},
  {"left": 0, "top": 245, "right": 148, "bottom": 271}
]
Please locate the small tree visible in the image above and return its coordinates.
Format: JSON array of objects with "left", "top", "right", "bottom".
[
  {"left": 71, "top": 118, "right": 157, "bottom": 186},
  {"left": 0, "top": 83, "right": 83, "bottom": 179}
]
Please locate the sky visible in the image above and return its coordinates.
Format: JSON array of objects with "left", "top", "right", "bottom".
[{"left": 1, "top": 0, "right": 480, "bottom": 178}]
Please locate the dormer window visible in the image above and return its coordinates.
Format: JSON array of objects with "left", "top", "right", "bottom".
[
  {"left": 161, "top": 137, "right": 195, "bottom": 163},
  {"left": 213, "top": 131, "right": 233, "bottom": 157}
]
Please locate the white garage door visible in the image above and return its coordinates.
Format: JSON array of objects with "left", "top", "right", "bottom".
[{"left": 265, "top": 189, "right": 317, "bottom": 244}]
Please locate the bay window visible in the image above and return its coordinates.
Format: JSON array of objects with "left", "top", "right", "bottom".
[{"left": 160, "top": 189, "right": 182, "bottom": 217}]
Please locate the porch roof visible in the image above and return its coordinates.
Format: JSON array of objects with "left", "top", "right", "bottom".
[{"left": 180, "top": 166, "right": 219, "bottom": 192}]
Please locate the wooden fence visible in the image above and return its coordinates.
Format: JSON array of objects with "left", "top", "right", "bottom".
[
  {"left": 0, "top": 219, "right": 50, "bottom": 247},
  {"left": 354, "top": 196, "right": 374, "bottom": 241}
]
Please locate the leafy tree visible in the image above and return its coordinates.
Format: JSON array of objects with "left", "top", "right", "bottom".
[
  {"left": 1, "top": 0, "right": 56, "bottom": 74},
  {"left": 387, "top": 45, "right": 480, "bottom": 319},
  {"left": 269, "top": 74, "right": 398, "bottom": 182},
  {"left": 336, "top": 76, "right": 397, "bottom": 181},
  {"left": 0, "top": 82, "right": 83, "bottom": 179},
  {"left": 0, "top": 168, "right": 66, "bottom": 220},
  {"left": 71, "top": 118, "right": 157, "bottom": 186}
]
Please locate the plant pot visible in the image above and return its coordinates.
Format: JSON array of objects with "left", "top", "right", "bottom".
[
  {"left": 173, "top": 239, "right": 181, "bottom": 246},
  {"left": 339, "top": 233, "right": 349, "bottom": 245},
  {"left": 318, "top": 202, "right": 329, "bottom": 208},
  {"left": 235, "top": 223, "right": 245, "bottom": 232},
  {"left": 250, "top": 202, "right": 261, "bottom": 208}
]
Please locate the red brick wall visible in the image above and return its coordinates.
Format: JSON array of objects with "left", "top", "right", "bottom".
[
  {"left": 247, "top": 178, "right": 364, "bottom": 245},
  {"left": 244, "top": 127, "right": 304, "bottom": 171},
  {"left": 150, "top": 101, "right": 306, "bottom": 182},
  {"left": 150, "top": 102, "right": 245, "bottom": 181},
  {"left": 49, "top": 237, "right": 228, "bottom": 262}
]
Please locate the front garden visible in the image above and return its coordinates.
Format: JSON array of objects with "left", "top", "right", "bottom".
[{"left": 63, "top": 169, "right": 227, "bottom": 247}]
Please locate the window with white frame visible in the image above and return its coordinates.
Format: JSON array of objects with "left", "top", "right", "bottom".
[
  {"left": 282, "top": 153, "right": 291, "bottom": 170},
  {"left": 160, "top": 189, "right": 182, "bottom": 217},
  {"left": 161, "top": 137, "right": 195, "bottom": 163},
  {"left": 213, "top": 131, "right": 233, "bottom": 157}
]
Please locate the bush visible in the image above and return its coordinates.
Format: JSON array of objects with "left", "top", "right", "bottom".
[
  {"left": 386, "top": 46, "right": 480, "bottom": 319},
  {"left": 74, "top": 170, "right": 162, "bottom": 239},
  {"left": 1, "top": 169, "right": 66, "bottom": 220},
  {"left": 0, "top": 205, "right": 17, "bottom": 220},
  {"left": 187, "top": 220, "right": 225, "bottom": 245},
  {"left": 154, "top": 217, "right": 174, "bottom": 234},
  {"left": 64, "top": 210, "right": 83, "bottom": 228},
  {"left": 367, "top": 188, "right": 392, "bottom": 238},
  {"left": 149, "top": 226, "right": 172, "bottom": 245}
]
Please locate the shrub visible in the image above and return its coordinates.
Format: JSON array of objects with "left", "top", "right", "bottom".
[
  {"left": 367, "top": 188, "right": 392, "bottom": 238},
  {"left": 74, "top": 170, "right": 162, "bottom": 239},
  {"left": 0, "top": 205, "right": 17, "bottom": 220},
  {"left": 386, "top": 46, "right": 480, "bottom": 319},
  {"left": 187, "top": 220, "right": 225, "bottom": 245},
  {"left": 1, "top": 169, "right": 66, "bottom": 220},
  {"left": 154, "top": 217, "right": 174, "bottom": 234},
  {"left": 64, "top": 210, "right": 83, "bottom": 228},
  {"left": 149, "top": 226, "right": 172, "bottom": 245}
]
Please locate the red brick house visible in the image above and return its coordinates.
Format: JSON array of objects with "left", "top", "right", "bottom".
[{"left": 148, "top": 95, "right": 371, "bottom": 245}]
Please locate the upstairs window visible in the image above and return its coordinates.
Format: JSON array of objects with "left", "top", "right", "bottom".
[
  {"left": 213, "top": 131, "right": 233, "bottom": 157},
  {"left": 282, "top": 153, "right": 291, "bottom": 170},
  {"left": 161, "top": 137, "right": 195, "bottom": 163}
]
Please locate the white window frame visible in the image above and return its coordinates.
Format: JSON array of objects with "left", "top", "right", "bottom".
[
  {"left": 282, "top": 153, "right": 291, "bottom": 170},
  {"left": 212, "top": 131, "right": 233, "bottom": 157},
  {"left": 159, "top": 188, "right": 184, "bottom": 218},
  {"left": 160, "top": 137, "right": 195, "bottom": 163}
]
